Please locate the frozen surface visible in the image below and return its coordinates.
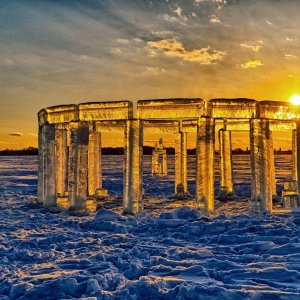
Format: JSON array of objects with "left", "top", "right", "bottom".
[{"left": 1, "top": 155, "right": 300, "bottom": 299}]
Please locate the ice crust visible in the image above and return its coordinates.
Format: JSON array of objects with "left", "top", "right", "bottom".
[{"left": 1, "top": 156, "right": 300, "bottom": 299}]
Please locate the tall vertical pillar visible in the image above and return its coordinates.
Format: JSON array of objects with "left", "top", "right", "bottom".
[
  {"left": 196, "top": 117, "right": 215, "bottom": 212},
  {"left": 37, "top": 125, "right": 45, "bottom": 204},
  {"left": 175, "top": 132, "right": 187, "bottom": 194},
  {"left": 292, "top": 129, "right": 298, "bottom": 182},
  {"left": 269, "top": 131, "right": 276, "bottom": 196},
  {"left": 123, "top": 120, "right": 143, "bottom": 214},
  {"left": 68, "top": 122, "right": 89, "bottom": 212},
  {"left": 43, "top": 124, "right": 56, "bottom": 207},
  {"left": 88, "top": 132, "right": 101, "bottom": 196},
  {"left": 219, "top": 129, "right": 233, "bottom": 197},
  {"left": 296, "top": 122, "right": 300, "bottom": 194},
  {"left": 250, "top": 119, "right": 273, "bottom": 212},
  {"left": 55, "top": 128, "right": 68, "bottom": 196}
]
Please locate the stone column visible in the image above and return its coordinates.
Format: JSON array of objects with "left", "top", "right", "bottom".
[
  {"left": 151, "top": 151, "right": 159, "bottom": 175},
  {"left": 123, "top": 120, "right": 143, "bottom": 214},
  {"left": 292, "top": 129, "right": 298, "bottom": 182},
  {"left": 37, "top": 125, "right": 45, "bottom": 204},
  {"left": 296, "top": 122, "right": 300, "bottom": 193},
  {"left": 43, "top": 124, "right": 56, "bottom": 207},
  {"left": 162, "top": 151, "right": 168, "bottom": 176},
  {"left": 55, "top": 128, "right": 68, "bottom": 196},
  {"left": 68, "top": 122, "right": 89, "bottom": 212},
  {"left": 196, "top": 117, "right": 215, "bottom": 212},
  {"left": 269, "top": 131, "right": 276, "bottom": 196},
  {"left": 219, "top": 129, "right": 233, "bottom": 197},
  {"left": 175, "top": 132, "right": 187, "bottom": 194},
  {"left": 250, "top": 119, "right": 273, "bottom": 212},
  {"left": 88, "top": 132, "right": 101, "bottom": 196}
]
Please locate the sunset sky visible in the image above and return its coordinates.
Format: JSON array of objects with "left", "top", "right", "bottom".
[{"left": 0, "top": 0, "right": 299, "bottom": 149}]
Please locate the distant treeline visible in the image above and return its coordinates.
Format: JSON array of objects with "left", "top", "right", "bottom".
[
  {"left": 0, "top": 146, "right": 292, "bottom": 156},
  {"left": 0, "top": 147, "right": 38, "bottom": 156}
]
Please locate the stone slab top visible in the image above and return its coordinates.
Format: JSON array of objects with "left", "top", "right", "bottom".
[{"left": 38, "top": 98, "right": 300, "bottom": 125}]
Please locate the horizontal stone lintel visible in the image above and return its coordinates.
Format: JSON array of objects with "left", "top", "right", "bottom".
[{"left": 38, "top": 99, "right": 300, "bottom": 126}]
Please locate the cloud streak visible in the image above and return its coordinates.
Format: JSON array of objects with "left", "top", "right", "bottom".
[
  {"left": 240, "top": 41, "right": 264, "bottom": 52},
  {"left": 240, "top": 60, "right": 264, "bottom": 69},
  {"left": 147, "top": 39, "right": 226, "bottom": 64},
  {"left": 9, "top": 132, "right": 23, "bottom": 137}
]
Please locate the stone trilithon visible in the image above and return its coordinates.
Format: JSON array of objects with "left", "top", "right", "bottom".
[{"left": 37, "top": 99, "right": 300, "bottom": 214}]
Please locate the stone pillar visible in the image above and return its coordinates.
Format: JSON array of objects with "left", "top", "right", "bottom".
[
  {"left": 219, "top": 129, "right": 233, "bottom": 197},
  {"left": 269, "top": 131, "right": 276, "bottom": 196},
  {"left": 162, "top": 151, "right": 168, "bottom": 176},
  {"left": 152, "top": 149, "right": 168, "bottom": 177},
  {"left": 88, "top": 132, "right": 101, "bottom": 196},
  {"left": 123, "top": 120, "right": 143, "bottom": 214},
  {"left": 43, "top": 124, "right": 56, "bottom": 207},
  {"left": 196, "top": 117, "right": 215, "bottom": 212},
  {"left": 175, "top": 132, "right": 187, "bottom": 194},
  {"left": 296, "top": 122, "right": 300, "bottom": 193},
  {"left": 68, "top": 123, "right": 89, "bottom": 212},
  {"left": 151, "top": 151, "right": 158, "bottom": 174},
  {"left": 250, "top": 119, "right": 273, "bottom": 212},
  {"left": 292, "top": 129, "right": 298, "bottom": 182},
  {"left": 37, "top": 125, "right": 45, "bottom": 204},
  {"left": 55, "top": 128, "right": 68, "bottom": 196}
]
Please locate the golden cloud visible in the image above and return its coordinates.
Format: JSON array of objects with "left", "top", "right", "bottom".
[
  {"left": 147, "top": 39, "right": 226, "bottom": 64},
  {"left": 240, "top": 59, "right": 264, "bottom": 69},
  {"left": 240, "top": 40, "right": 264, "bottom": 52}
]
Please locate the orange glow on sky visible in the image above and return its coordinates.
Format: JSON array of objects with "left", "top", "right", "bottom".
[{"left": 0, "top": 1, "right": 299, "bottom": 150}]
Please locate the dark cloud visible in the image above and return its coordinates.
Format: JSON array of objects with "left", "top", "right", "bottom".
[{"left": 9, "top": 132, "right": 23, "bottom": 137}]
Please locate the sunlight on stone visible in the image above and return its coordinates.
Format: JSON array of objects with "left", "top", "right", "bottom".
[{"left": 290, "top": 95, "right": 300, "bottom": 106}]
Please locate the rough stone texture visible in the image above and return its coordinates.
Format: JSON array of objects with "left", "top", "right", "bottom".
[
  {"left": 43, "top": 124, "right": 56, "bottom": 207},
  {"left": 79, "top": 101, "right": 133, "bottom": 121},
  {"left": 208, "top": 99, "right": 257, "bottom": 119},
  {"left": 152, "top": 140, "right": 168, "bottom": 177},
  {"left": 137, "top": 99, "right": 204, "bottom": 119},
  {"left": 292, "top": 129, "right": 298, "bottom": 182},
  {"left": 259, "top": 101, "right": 300, "bottom": 120},
  {"left": 196, "top": 117, "right": 215, "bottom": 212},
  {"left": 144, "top": 120, "right": 179, "bottom": 134},
  {"left": 55, "top": 128, "right": 68, "bottom": 196},
  {"left": 38, "top": 105, "right": 78, "bottom": 126},
  {"left": 268, "top": 131, "right": 276, "bottom": 196},
  {"left": 37, "top": 125, "right": 45, "bottom": 204},
  {"left": 38, "top": 99, "right": 300, "bottom": 214},
  {"left": 95, "top": 120, "right": 126, "bottom": 133},
  {"left": 68, "top": 123, "right": 89, "bottom": 212},
  {"left": 175, "top": 132, "right": 187, "bottom": 194},
  {"left": 297, "top": 121, "right": 300, "bottom": 194},
  {"left": 88, "top": 132, "right": 101, "bottom": 196},
  {"left": 250, "top": 119, "right": 273, "bottom": 212},
  {"left": 123, "top": 120, "right": 143, "bottom": 214},
  {"left": 269, "top": 120, "right": 296, "bottom": 131},
  {"left": 219, "top": 129, "right": 233, "bottom": 196}
]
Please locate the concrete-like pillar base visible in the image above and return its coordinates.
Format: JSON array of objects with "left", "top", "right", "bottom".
[
  {"left": 175, "top": 183, "right": 191, "bottom": 200},
  {"left": 95, "top": 188, "right": 108, "bottom": 200},
  {"left": 56, "top": 194, "right": 70, "bottom": 210},
  {"left": 86, "top": 197, "right": 97, "bottom": 213}
]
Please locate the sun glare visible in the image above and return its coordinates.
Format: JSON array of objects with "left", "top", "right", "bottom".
[{"left": 290, "top": 95, "right": 300, "bottom": 105}]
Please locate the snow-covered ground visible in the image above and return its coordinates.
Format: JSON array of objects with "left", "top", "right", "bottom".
[{"left": 1, "top": 155, "right": 300, "bottom": 299}]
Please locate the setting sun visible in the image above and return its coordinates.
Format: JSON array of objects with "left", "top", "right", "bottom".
[{"left": 290, "top": 95, "right": 300, "bottom": 105}]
